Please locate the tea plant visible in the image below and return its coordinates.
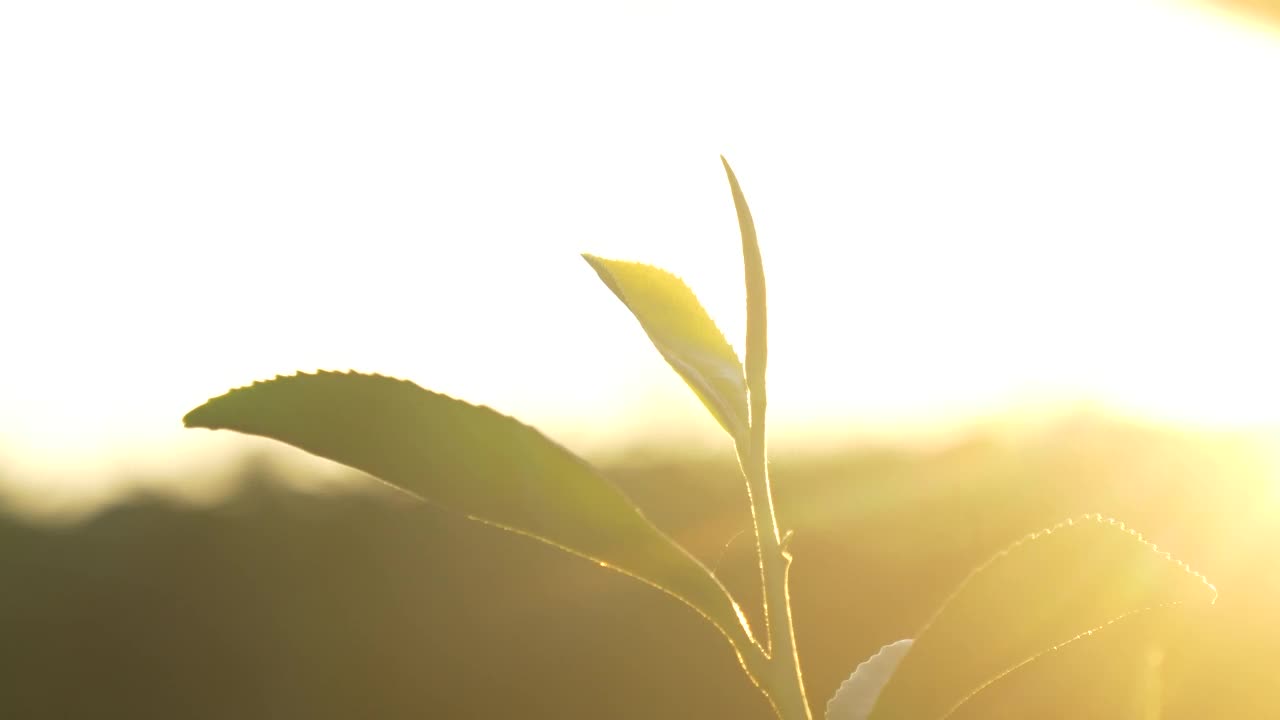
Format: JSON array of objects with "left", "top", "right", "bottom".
[{"left": 184, "top": 158, "right": 1216, "bottom": 720}]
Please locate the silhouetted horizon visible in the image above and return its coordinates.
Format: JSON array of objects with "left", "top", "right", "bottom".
[{"left": 2, "top": 413, "right": 1277, "bottom": 717}]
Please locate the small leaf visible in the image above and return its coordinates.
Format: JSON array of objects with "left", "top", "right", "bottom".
[
  {"left": 867, "top": 514, "right": 1217, "bottom": 720},
  {"left": 721, "top": 156, "right": 767, "bottom": 419},
  {"left": 184, "top": 371, "right": 756, "bottom": 656},
  {"left": 826, "top": 639, "right": 914, "bottom": 720},
  {"left": 583, "top": 254, "right": 749, "bottom": 446}
]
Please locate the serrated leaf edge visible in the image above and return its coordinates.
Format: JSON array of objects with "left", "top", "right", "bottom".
[
  {"left": 581, "top": 254, "right": 749, "bottom": 444},
  {"left": 826, "top": 638, "right": 915, "bottom": 720},
  {"left": 183, "top": 370, "right": 764, "bottom": 674},
  {"left": 906, "top": 513, "right": 1218, "bottom": 720}
]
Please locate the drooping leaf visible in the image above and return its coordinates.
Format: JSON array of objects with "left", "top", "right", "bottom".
[
  {"left": 583, "top": 254, "right": 749, "bottom": 446},
  {"left": 183, "top": 371, "right": 756, "bottom": 656},
  {"left": 867, "top": 514, "right": 1217, "bottom": 720},
  {"left": 826, "top": 639, "right": 914, "bottom": 720}
]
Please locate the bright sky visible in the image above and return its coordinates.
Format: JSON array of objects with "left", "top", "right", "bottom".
[{"left": 2, "top": 1, "right": 1279, "bottom": 510}]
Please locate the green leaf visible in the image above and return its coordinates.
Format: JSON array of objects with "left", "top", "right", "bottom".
[
  {"left": 184, "top": 371, "right": 756, "bottom": 656},
  {"left": 582, "top": 254, "right": 749, "bottom": 446},
  {"left": 720, "top": 156, "right": 767, "bottom": 425},
  {"left": 866, "top": 514, "right": 1217, "bottom": 720}
]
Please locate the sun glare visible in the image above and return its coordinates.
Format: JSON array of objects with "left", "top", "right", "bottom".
[{"left": 1, "top": 0, "right": 1278, "bottom": 496}]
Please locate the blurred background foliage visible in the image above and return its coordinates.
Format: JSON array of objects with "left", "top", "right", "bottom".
[{"left": 1, "top": 412, "right": 1276, "bottom": 718}]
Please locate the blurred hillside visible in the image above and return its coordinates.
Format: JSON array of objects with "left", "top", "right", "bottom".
[{"left": 1, "top": 414, "right": 1278, "bottom": 719}]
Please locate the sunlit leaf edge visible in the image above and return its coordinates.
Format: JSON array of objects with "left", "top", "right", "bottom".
[{"left": 868, "top": 513, "right": 1218, "bottom": 720}]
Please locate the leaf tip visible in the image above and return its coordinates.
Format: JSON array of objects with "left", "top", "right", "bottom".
[
  {"left": 827, "top": 639, "right": 915, "bottom": 720},
  {"left": 183, "top": 391, "right": 235, "bottom": 430},
  {"left": 181, "top": 371, "right": 316, "bottom": 432},
  {"left": 183, "top": 392, "right": 237, "bottom": 431},
  {"left": 720, "top": 155, "right": 738, "bottom": 184}
]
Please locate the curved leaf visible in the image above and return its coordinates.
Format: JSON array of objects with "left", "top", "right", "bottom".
[
  {"left": 183, "top": 371, "right": 756, "bottom": 656},
  {"left": 583, "top": 254, "right": 749, "bottom": 446},
  {"left": 827, "top": 639, "right": 914, "bottom": 720},
  {"left": 721, "top": 156, "right": 767, "bottom": 414},
  {"left": 867, "top": 514, "right": 1217, "bottom": 720}
]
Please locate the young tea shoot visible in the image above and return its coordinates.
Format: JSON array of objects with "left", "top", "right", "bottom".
[{"left": 184, "top": 158, "right": 1217, "bottom": 720}]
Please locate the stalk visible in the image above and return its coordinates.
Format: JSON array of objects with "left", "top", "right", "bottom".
[
  {"left": 742, "top": 401, "right": 810, "bottom": 719},
  {"left": 724, "top": 156, "right": 812, "bottom": 720}
]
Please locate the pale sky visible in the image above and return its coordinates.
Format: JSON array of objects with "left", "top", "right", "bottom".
[{"left": 2, "top": 0, "right": 1279, "bottom": 512}]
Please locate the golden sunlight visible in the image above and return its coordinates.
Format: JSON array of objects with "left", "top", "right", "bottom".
[
  {"left": 1, "top": 0, "right": 1278, "bottom": 500},
  {"left": 5, "top": 6, "right": 1280, "bottom": 717}
]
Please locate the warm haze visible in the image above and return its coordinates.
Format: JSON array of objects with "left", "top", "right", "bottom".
[{"left": 2, "top": 0, "right": 1280, "bottom": 514}]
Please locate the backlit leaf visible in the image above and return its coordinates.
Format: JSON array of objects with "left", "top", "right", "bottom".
[
  {"left": 721, "top": 156, "right": 767, "bottom": 414},
  {"left": 867, "top": 514, "right": 1217, "bottom": 720},
  {"left": 583, "top": 254, "right": 749, "bottom": 446},
  {"left": 184, "top": 371, "right": 756, "bottom": 656},
  {"left": 827, "top": 639, "right": 914, "bottom": 720}
]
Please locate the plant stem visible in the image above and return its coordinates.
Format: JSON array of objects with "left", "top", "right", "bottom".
[
  {"left": 743, "top": 420, "right": 811, "bottom": 720},
  {"left": 722, "top": 156, "right": 811, "bottom": 720}
]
